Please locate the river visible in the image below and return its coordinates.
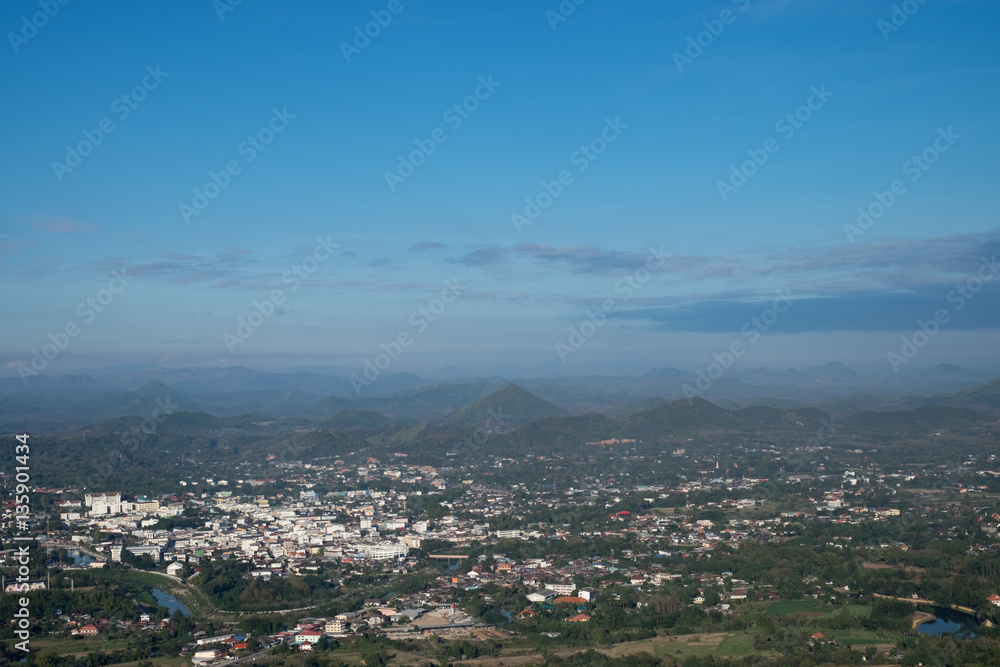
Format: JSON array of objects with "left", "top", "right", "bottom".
[
  {"left": 151, "top": 587, "right": 192, "bottom": 618},
  {"left": 917, "top": 608, "right": 978, "bottom": 638}
]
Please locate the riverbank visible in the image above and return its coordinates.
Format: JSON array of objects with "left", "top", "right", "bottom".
[
  {"left": 911, "top": 611, "right": 935, "bottom": 630},
  {"left": 872, "top": 593, "right": 977, "bottom": 616}
]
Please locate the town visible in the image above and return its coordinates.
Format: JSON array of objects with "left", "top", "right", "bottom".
[{"left": 4, "top": 434, "right": 999, "bottom": 665}]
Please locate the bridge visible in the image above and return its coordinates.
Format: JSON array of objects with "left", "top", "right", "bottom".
[{"left": 427, "top": 554, "right": 468, "bottom": 570}]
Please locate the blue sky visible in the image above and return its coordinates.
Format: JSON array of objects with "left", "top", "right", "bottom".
[{"left": 2, "top": 0, "right": 999, "bottom": 378}]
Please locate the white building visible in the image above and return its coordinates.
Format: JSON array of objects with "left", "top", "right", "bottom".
[
  {"left": 527, "top": 590, "right": 557, "bottom": 603},
  {"left": 87, "top": 492, "right": 124, "bottom": 515},
  {"left": 324, "top": 619, "right": 346, "bottom": 633},
  {"left": 547, "top": 582, "right": 575, "bottom": 595},
  {"left": 354, "top": 543, "right": 409, "bottom": 560},
  {"left": 125, "top": 545, "right": 162, "bottom": 562}
]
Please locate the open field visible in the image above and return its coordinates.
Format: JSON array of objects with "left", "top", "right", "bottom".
[
  {"left": 765, "top": 600, "right": 821, "bottom": 615},
  {"left": 823, "top": 629, "right": 884, "bottom": 647},
  {"left": 111, "top": 659, "right": 189, "bottom": 667},
  {"left": 460, "top": 633, "right": 748, "bottom": 666},
  {"left": 467, "top": 630, "right": 800, "bottom": 665},
  {"left": 862, "top": 561, "right": 928, "bottom": 573},
  {"left": 819, "top": 604, "right": 872, "bottom": 619},
  {"left": 31, "top": 635, "right": 132, "bottom": 657},
  {"left": 462, "top": 626, "right": 899, "bottom": 667},
  {"left": 30, "top": 637, "right": 189, "bottom": 667}
]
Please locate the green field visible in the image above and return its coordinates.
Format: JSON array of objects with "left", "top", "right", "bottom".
[
  {"left": 32, "top": 635, "right": 131, "bottom": 658},
  {"left": 652, "top": 632, "right": 762, "bottom": 659},
  {"left": 820, "top": 605, "right": 872, "bottom": 620},
  {"left": 766, "top": 600, "right": 822, "bottom": 615},
  {"left": 716, "top": 633, "right": 758, "bottom": 656},
  {"left": 825, "top": 629, "right": 884, "bottom": 647}
]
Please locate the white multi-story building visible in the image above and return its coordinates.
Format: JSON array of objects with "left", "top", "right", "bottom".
[
  {"left": 547, "top": 582, "right": 576, "bottom": 595},
  {"left": 86, "top": 493, "right": 124, "bottom": 515},
  {"left": 85, "top": 493, "right": 121, "bottom": 507},
  {"left": 126, "top": 545, "right": 162, "bottom": 561},
  {"left": 324, "top": 619, "right": 346, "bottom": 633},
  {"left": 354, "top": 543, "right": 409, "bottom": 560}
]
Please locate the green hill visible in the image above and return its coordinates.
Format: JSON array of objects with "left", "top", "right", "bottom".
[
  {"left": 301, "top": 394, "right": 355, "bottom": 419},
  {"left": 315, "top": 409, "right": 393, "bottom": 431},
  {"left": 446, "top": 384, "right": 569, "bottom": 427},
  {"left": 617, "top": 397, "right": 742, "bottom": 439},
  {"left": 845, "top": 406, "right": 987, "bottom": 436},
  {"left": 494, "top": 413, "right": 622, "bottom": 452},
  {"left": 608, "top": 397, "right": 670, "bottom": 418},
  {"left": 353, "top": 381, "right": 500, "bottom": 420},
  {"left": 811, "top": 397, "right": 867, "bottom": 416},
  {"left": 617, "top": 398, "right": 830, "bottom": 441},
  {"left": 942, "top": 378, "right": 1000, "bottom": 412},
  {"left": 739, "top": 397, "right": 806, "bottom": 410}
]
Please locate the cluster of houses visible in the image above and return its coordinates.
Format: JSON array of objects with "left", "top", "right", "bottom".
[{"left": 61, "top": 611, "right": 172, "bottom": 637}]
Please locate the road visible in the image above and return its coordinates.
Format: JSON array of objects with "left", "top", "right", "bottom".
[
  {"left": 872, "top": 593, "right": 977, "bottom": 615},
  {"left": 217, "top": 647, "right": 271, "bottom": 665}
]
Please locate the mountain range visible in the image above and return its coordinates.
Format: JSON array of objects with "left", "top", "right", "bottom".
[{"left": 2, "top": 364, "right": 999, "bottom": 447}]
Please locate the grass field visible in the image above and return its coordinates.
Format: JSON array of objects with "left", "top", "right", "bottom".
[
  {"left": 112, "top": 659, "right": 188, "bottom": 667},
  {"left": 31, "top": 637, "right": 189, "bottom": 667},
  {"left": 32, "top": 635, "right": 131, "bottom": 657},
  {"left": 716, "top": 633, "right": 758, "bottom": 656},
  {"left": 820, "top": 604, "right": 872, "bottom": 619},
  {"left": 825, "top": 629, "right": 884, "bottom": 647},
  {"left": 652, "top": 633, "right": 729, "bottom": 658},
  {"left": 766, "top": 600, "right": 822, "bottom": 615}
]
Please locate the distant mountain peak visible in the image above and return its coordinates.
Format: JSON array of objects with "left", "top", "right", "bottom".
[
  {"left": 446, "top": 383, "right": 568, "bottom": 427},
  {"left": 134, "top": 380, "right": 184, "bottom": 397},
  {"left": 804, "top": 361, "right": 860, "bottom": 378},
  {"left": 641, "top": 368, "right": 691, "bottom": 380}
]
